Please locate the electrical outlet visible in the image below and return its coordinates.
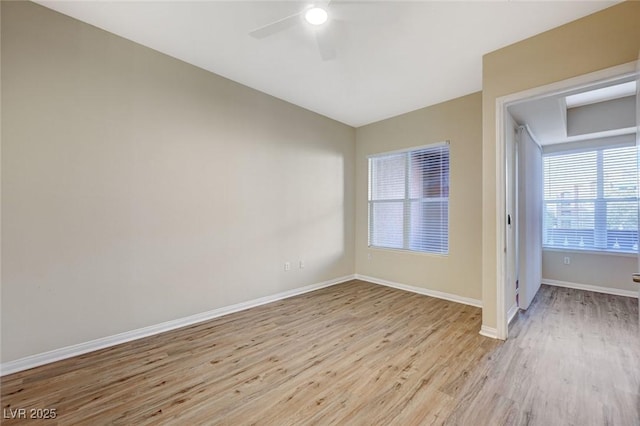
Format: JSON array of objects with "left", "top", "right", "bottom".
[
  {"left": 563, "top": 257, "right": 570, "bottom": 265},
  {"left": 299, "top": 260, "right": 304, "bottom": 269},
  {"left": 284, "top": 262, "right": 291, "bottom": 271}
]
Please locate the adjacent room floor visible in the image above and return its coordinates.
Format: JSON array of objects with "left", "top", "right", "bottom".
[{"left": 2, "top": 281, "right": 638, "bottom": 425}]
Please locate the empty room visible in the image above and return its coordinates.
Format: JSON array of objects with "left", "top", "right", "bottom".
[{"left": 1, "top": 1, "right": 639, "bottom": 424}]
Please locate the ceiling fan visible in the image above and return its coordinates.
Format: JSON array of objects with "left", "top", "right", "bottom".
[{"left": 249, "top": 1, "right": 337, "bottom": 61}]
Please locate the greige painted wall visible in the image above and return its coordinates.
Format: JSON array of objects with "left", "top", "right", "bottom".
[
  {"left": 482, "top": 1, "right": 640, "bottom": 329},
  {"left": 1, "top": 1, "right": 355, "bottom": 362},
  {"left": 543, "top": 251, "right": 637, "bottom": 293},
  {"left": 355, "top": 93, "right": 483, "bottom": 301}
]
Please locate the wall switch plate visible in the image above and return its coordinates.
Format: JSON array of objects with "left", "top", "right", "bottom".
[
  {"left": 563, "top": 257, "right": 570, "bottom": 265},
  {"left": 299, "top": 260, "right": 304, "bottom": 269},
  {"left": 284, "top": 262, "right": 291, "bottom": 271}
]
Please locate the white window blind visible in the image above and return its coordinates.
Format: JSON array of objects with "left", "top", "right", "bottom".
[
  {"left": 543, "top": 144, "right": 638, "bottom": 253},
  {"left": 368, "top": 143, "right": 449, "bottom": 255}
]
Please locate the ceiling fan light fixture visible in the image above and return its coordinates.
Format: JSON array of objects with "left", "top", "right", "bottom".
[{"left": 304, "top": 7, "right": 328, "bottom": 26}]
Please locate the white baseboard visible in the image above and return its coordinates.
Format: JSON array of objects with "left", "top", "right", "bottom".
[
  {"left": 507, "top": 303, "right": 519, "bottom": 324},
  {"left": 354, "top": 274, "right": 482, "bottom": 308},
  {"left": 542, "top": 279, "right": 639, "bottom": 298},
  {"left": 0, "top": 274, "right": 356, "bottom": 377},
  {"left": 479, "top": 325, "right": 498, "bottom": 339}
]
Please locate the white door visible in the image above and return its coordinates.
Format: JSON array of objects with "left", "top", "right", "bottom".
[
  {"left": 505, "top": 117, "right": 518, "bottom": 325},
  {"left": 634, "top": 52, "right": 640, "bottom": 309}
]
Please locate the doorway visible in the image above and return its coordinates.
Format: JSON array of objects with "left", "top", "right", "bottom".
[{"left": 496, "top": 61, "right": 639, "bottom": 339}]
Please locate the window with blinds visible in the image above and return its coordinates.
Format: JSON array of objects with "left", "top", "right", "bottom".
[
  {"left": 543, "top": 144, "right": 638, "bottom": 254},
  {"left": 368, "top": 143, "right": 449, "bottom": 255}
]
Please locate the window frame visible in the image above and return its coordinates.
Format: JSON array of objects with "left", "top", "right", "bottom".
[
  {"left": 367, "top": 141, "right": 450, "bottom": 256},
  {"left": 542, "top": 140, "right": 638, "bottom": 255}
]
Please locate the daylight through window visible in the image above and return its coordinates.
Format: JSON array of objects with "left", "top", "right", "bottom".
[
  {"left": 543, "top": 144, "right": 638, "bottom": 253},
  {"left": 368, "top": 143, "right": 449, "bottom": 255}
]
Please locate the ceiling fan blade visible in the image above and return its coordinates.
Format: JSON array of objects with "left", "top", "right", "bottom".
[
  {"left": 315, "top": 30, "right": 336, "bottom": 61},
  {"left": 249, "top": 11, "right": 302, "bottom": 39}
]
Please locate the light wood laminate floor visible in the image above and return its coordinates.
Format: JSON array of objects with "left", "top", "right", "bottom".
[{"left": 2, "top": 281, "right": 639, "bottom": 425}]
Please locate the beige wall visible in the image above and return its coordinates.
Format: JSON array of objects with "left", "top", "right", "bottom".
[
  {"left": 482, "top": 1, "right": 640, "bottom": 330},
  {"left": 355, "top": 93, "right": 483, "bottom": 301},
  {"left": 1, "top": 1, "right": 355, "bottom": 362},
  {"left": 543, "top": 251, "right": 637, "bottom": 293}
]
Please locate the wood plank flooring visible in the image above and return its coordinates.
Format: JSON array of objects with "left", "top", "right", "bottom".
[{"left": 1, "top": 281, "right": 638, "bottom": 425}]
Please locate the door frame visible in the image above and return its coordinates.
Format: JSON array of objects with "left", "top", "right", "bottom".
[{"left": 494, "top": 61, "right": 639, "bottom": 340}]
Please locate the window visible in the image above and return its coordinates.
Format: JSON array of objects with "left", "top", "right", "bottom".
[
  {"left": 543, "top": 144, "right": 638, "bottom": 254},
  {"left": 368, "top": 143, "right": 449, "bottom": 254}
]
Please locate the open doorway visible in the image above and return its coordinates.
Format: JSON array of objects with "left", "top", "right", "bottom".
[{"left": 496, "top": 61, "right": 639, "bottom": 338}]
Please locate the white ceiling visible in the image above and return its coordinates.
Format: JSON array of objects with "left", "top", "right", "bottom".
[
  {"left": 508, "top": 80, "right": 637, "bottom": 145},
  {"left": 566, "top": 81, "right": 637, "bottom": 108},
  {"left": 36, "top": 0, "right": 620, "bottom": 127}
]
